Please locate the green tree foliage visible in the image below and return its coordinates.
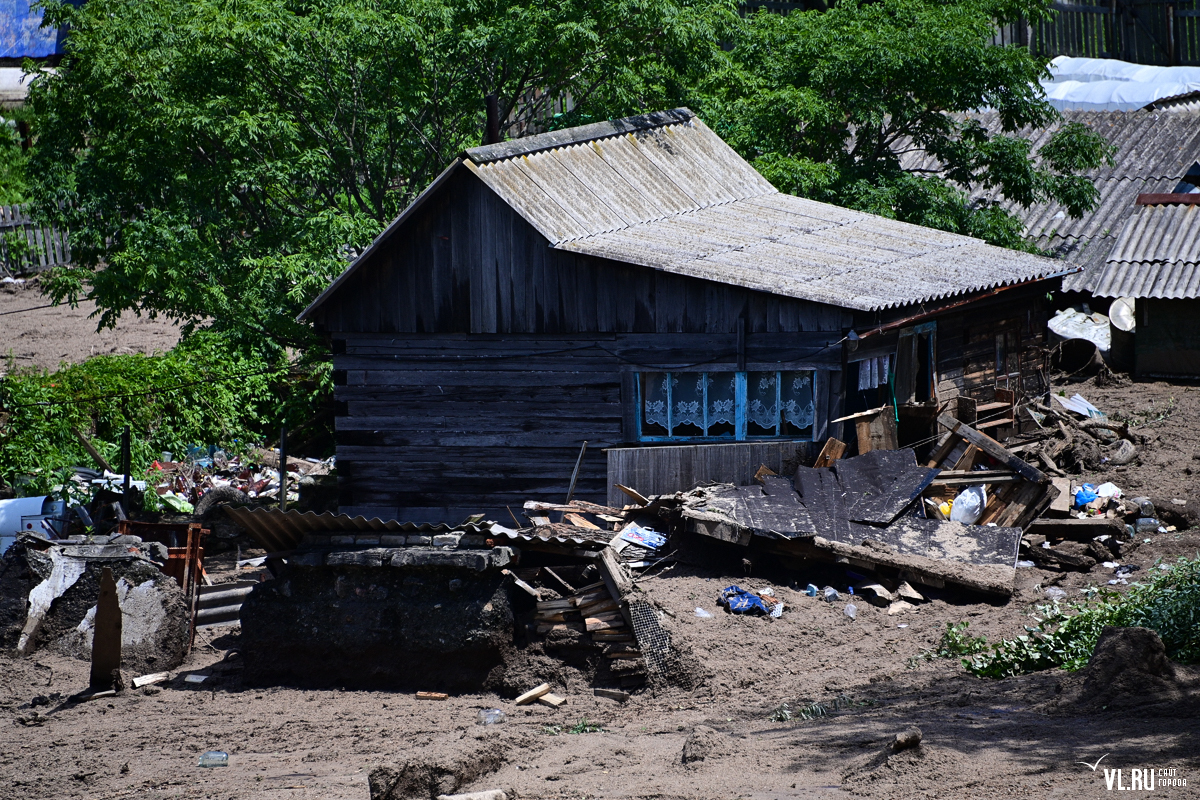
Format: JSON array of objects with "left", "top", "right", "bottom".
[
  {"left": 698, "top": 0, "right": 1113, "bottom": 249},
  {"left": 0, "top": 109, "right": 31, "bottom": 206},
  {"left": 0, "top": 331, "right": 322, "bottom": 492},
  {"left": 26, "top": 0, "right": 735, "bottom": 350}
]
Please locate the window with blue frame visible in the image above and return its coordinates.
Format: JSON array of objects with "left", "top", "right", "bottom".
[{"left": 638, "top": 371, "right": 815, "bottom": 441}]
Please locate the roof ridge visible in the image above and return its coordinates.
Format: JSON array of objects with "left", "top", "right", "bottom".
[{"left": 464, "top": 108, "right": 695, "bottom": 164}]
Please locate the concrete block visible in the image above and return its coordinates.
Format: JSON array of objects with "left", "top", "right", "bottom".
[
  {"left": 326, "top": 549, "right": 386, "bottom": 568},
  {"left": 458, "top": 534, "right": 487, "bottom": 548},
  {"left": 406, "top": 535, "right": 432, "bottom": 546},
  {"left": 432, "top": 533, "right": 462, "bottom": 548},
  {"left": 355, "top": 535, "right": 381, "bottom": 546},
  {"left": 330, "top": 535, "right": 355, "bottom": 545},
  {"left": 380, "top": 535, "right": 406, "bottom": 547}
]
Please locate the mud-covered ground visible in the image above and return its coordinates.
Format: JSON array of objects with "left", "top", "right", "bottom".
[
  {"left": 1, "top": 376, "right": 1198, "bottom": 800},
  {"left": 0, "top": 277, "right": 180, "bottom": 374}
]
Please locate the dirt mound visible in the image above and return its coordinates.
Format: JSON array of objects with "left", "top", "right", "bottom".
[
  {"left": 842, "top": 736, "right": 966, "bottom": 795},
  {"left": 1052, "top": 626, "right": 1185, "bottom": 712},
  {"left": 681, "top": 725, "right": 726, "bottom": 764}
]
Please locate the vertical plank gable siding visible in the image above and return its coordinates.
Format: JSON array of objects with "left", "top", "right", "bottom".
[{"left": 315, "top": 166, "right": 849, "bottom": 522}]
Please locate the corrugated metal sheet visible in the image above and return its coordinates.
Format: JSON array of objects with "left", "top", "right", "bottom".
[
  {"left": 470, "top": 114, "right": 1064, "bottom": 312},
  {"left": 1079, "top": 204, "right": 1200, "bottom": 298},
  {"left": 898, "top": 109, "right": 1200, "bottom": 293},
  {"left": 224, "top": 506, "right": 500, "bottom": 554}
]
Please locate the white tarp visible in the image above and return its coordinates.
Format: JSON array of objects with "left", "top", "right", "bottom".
[
  {"left": 1048, "top": 306, "right": 1111, "bottom": 352},
  {"left": 1039, "top": 56, "right": 1200, "bottom": 111}
]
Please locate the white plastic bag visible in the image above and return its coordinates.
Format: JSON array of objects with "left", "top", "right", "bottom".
[{"left": 950, "top": 485, "right": 987, "bottom": 525}]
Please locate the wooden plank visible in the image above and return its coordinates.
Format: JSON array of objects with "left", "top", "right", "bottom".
[
  {"left": 537, "top": 693, "right": 567, "bottom": 708},
  {"left": 132, "top": 672, "right": 170, "bottom": 689},
  {"left": 813, "top": 437, "right": 847, "bottom": 468},
  {"left": 615, "top": 484, "right": 649, "bottom": 506},
  {"left": 594, "top": 688, "right": 630, "bottom": 702},
  {"left": 585, "top": 617, "right": 626, "bottom": 632},
  {"left": 935, "top": 413, "right": 1046, "bottom": 483},
  {"left": 515, "top": 684, "right": 552, "bottom": 705},
  {"left": 416, "top": 691, "right": 449, "bottom": 701},
  {"left": 562, "top": 513, "right": 600, "bottom": 529}
]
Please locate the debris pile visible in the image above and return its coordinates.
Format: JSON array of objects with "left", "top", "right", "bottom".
[
  {"left": 1017, "top": 392, "right": 1144, "bottom": 474},
  {"left": 144, "top": 449, "right": 335, "bottom": 513}
]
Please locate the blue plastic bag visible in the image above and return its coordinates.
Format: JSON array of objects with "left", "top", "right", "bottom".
[
  {"left": 718, "top": 585, "right": 769, "bottom": 615},
  {"left": 1074, "top": 483, "right": 1098, "bottom": 507}
]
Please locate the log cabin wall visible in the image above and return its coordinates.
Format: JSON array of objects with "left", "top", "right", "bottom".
[{"left": 312, "top": 168, "right": 851, "bottom": 522}]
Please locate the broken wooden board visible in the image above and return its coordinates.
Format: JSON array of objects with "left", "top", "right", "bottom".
[
  {"left": 615, "top": 484, "right": 650, "bottom": 506},
  {"left": 1027, "top": 517, "right": 1125, "bottom": 541},
  {"left": 594, "top": 688, "right": 630, "bottom": 702},
  {"left": 416, "top": 692, "right": 449, "bottom": 701},
  {"left": 935, "top": 413, "right": 1046, "bottom": 484},
  {"left": 132, "top": 672, "right": 170, "bottom": 689},
  {"left": 813, "top": 437, "right": 847, "bottom": 468},
  {"left": 515, "top": 684, "right": 552, "bottom": 705},
  {"left": 537, "top": 693, "right": 567, "bottom": 708}
]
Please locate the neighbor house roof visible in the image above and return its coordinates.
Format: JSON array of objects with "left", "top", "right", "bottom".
[
  {"left": 303, "top": 108, "right": 1067, "bottom": 319},
  {"left": 1083, "top": 202, "right": 1200, "bottom": 298},
  {"left": 897, "top": 108, "right": 1200, "bottom": 293}
]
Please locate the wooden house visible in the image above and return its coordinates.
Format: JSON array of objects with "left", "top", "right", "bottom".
[{"left": 300, "top": 108, "right": 1068, "bottom": 523}]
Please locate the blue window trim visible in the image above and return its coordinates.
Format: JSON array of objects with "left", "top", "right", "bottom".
[{"left": 635, "top": 370, "right": 816, "bottom": 443}]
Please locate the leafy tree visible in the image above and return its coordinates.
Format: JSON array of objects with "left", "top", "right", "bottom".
[
  {"left": 27, "top": 0, "right": 736, "bottom": 349},
  {"left": 698, "top": 0, "right": 1113, "bottom": 249},
  {"left": 0, "top": 109, "right": 31, "bottom": 206}
]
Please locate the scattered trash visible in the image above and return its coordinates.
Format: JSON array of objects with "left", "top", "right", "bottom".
[
  {"left": 1016, "top": 560, "right": 1036, "bottom": 568},
  {"left": 198, "top": 751, "right": 228, "bottom": 768},
  {"left": 844, "top": 603, "right": 857, "bottom": 619},
  {"left": 416, "top": 691, "right": 449, "bottom": 701},
  {"left": 949, "top": 485, "right": 986, "bottom": 524},
  {"left": 618, "top": 523, "right": 666, "bottom": 550},
  {"left": 805, "top": 584, "right": 818, "bottom": 597},
  {"left": 694, "top": 607, "right": 713, "bottom": 619},
  {"left": 1074, "top": 484, "right": 1099, "bottom": 507},
  {"left": 718, "top": 585, "right": 771, "bottom": 615},
  {"left": 477, "top": 709, "right": 506, "bottom": 725},
  {"left": 183, "top": 674, "right": 208, "bottom": 684},
  {"left": 822, "top": 587, "right": 839, "bottom": 603},
  {"left": 1045, "top": 587, "right": 1067, "bottom": 600}
]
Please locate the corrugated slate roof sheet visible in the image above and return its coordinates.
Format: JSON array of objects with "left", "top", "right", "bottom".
[
  {"left": 898, "top": 109, "right": 1200, "bottom": 294},
  {"left": 468, "top": 110, "right": 1064, "bottom": 312},
  {"left": 224, "top": 506, "right": 499, "bottom": 554},
  {"left": 1079, "top": 203, "right": 1200, "bottom": 298}
]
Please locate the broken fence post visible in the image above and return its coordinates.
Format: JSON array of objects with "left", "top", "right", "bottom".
[
  {"left": 90, "top": 567, "right": 122, "bottom": 692},
  {"left": 565, "top": 440, "right": 588, "bottom": 504}
]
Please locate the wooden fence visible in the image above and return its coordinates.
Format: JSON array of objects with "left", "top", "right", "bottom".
[
  {"left": 745, "top": 0, "right": 1200, "bottom": 66},
  {"left": 0, "top": 203, "right": 70, "bottom": 275}
]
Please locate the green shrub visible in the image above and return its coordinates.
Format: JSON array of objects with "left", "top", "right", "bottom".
[
  {"left": 0, "top": 332, "right": 306, "bottom": 494},
  {"left": 962, "top": 557, "right": 1200, "bottom": 678}
]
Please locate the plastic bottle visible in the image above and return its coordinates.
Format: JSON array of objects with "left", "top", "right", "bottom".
[
  {"left": 198, "top": 751, "right": 229, "bottom": 768},
  {"left": 823, "top": 586, "right": 839, "bottom": 603},
  {"left": 844, "top": 604, "right": 857, "bottom": 619},
  {"left": 477, "top": 709, "right": 506, "bottom": 725}
]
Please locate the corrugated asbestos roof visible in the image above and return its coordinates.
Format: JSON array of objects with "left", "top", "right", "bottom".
[
  {"left": 897, "top": 109, "right": 1200, "bottom": 294},
  {"left": 1081, "top": 203, "right": 1200, "bottom": 298},
  {"left": 303, "top": 108, "right": 1067, "bottom": 319},
  {"left": 466, "top": 109, "right": 1064, "bottom": 311}
]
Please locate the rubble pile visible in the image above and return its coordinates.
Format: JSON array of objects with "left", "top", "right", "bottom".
[{"left": 1016, "top": 392, "right": 1145, "bottom": 474}]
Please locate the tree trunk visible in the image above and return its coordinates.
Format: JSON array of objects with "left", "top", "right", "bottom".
[{"left": 484, "top": 93, "right": 502, "bottom": 145}]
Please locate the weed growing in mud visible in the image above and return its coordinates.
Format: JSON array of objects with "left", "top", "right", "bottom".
[
  {"left": 544, "top": 718, "right": 606, "bottom": 735},
  {"left": 768, "top": 694, "right": 853, "bottom": 723},
  {"left": 959, "top": 557, "right": 1200, "bottom": 678},
  {"left": 906, "top": 621, "right": 989, "bottom": 669}
]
